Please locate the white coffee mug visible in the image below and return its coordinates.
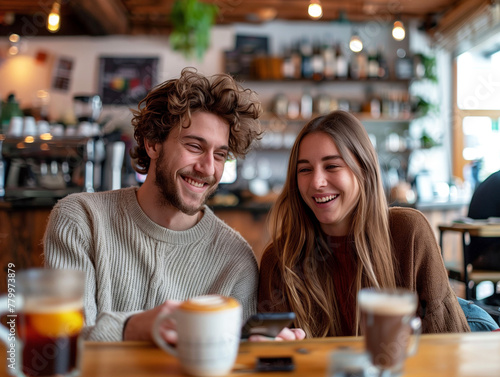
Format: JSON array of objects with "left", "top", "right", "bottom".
[
  {"left": 23, "top": 116, "right": 36, "bottom": 136},
  {"left": 7, "top": 116, "right": 23, "bottom": 137},
  {"left": 37, "top": 120, "right": 51, "bottom": 135},
  {"left": 152, "top": 295, "right": 242, "bottom": 377}
]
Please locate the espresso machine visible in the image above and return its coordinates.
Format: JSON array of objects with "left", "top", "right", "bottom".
[
  {"left": 73, "top": 94, "right": 102, "bottom": 124},
  {"left": 0, "top": 135, "right": 105, "bottom": 199},
  {"left": 0, "top": 94, "right": 125, "bottom": 200}
]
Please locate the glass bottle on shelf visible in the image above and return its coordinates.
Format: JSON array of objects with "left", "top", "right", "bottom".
[
  {"left": 358, "top": 51, "right": 368, "bottom": 79},
  {"left": 322, "top": 37, "right": 336, "bottom": 80},
  {"left": 394, "top": 48, "right": 414, "bottom": 80},
  {"left": 0, "top": 93, "right": 23, "bottom": 133},
  {"left": 311, "top": 40, "right": 325, "bottom": 81},
  {"left": 370, "top": 96, "right": 382, "bottom": 118},
  {"left": 350, "top": 52, "right": 361, "bottom": 80},
  {"left": 335, "top": 44, "right": 348, "bottom": 79},
  {"left": 368, "top": 49, "right": 379, "bottom": 79},
  {"left": 300, "top": 38, "right": 314, "bottom": 79},
  {"left": 290, "top": 41, "right": 302, "bottom": 79},
  {"left": 301, "top": 91, "right": 313, "bottom": 119},
  {"left": 351, "top": 51, "right": 368, "bottom": 80},
  {"left": 377, "top": 47, "right": 389, "bottom": 79},
  {"left": 281, "top": 44, "right": 295, "bottom": 80}
]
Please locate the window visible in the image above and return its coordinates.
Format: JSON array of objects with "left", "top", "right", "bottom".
[{"left": 454, "top": 50, "right": 500, "bottom": 183}]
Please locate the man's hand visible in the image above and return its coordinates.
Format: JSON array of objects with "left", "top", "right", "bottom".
[
  {"left": 123, "top": 300, "right": 181, "bottom": 342},
  {"left": 248, "top": 327, "right": 306, "bottom": 342}
]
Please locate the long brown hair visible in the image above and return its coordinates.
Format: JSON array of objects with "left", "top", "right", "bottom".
[{"left": 263, "top": 110, "right": 397, "bottom": 337}]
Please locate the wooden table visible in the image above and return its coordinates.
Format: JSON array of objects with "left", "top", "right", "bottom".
[{"left": 3, "top": 332, "right": 500, "bottom": 376}]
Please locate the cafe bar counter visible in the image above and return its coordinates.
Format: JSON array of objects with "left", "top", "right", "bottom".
[
  {"left": 0, "top": 195, "right": 468, "bottom": 293},
  {"left": 3, "top": 332, "right": 499, "bottom": 377}
]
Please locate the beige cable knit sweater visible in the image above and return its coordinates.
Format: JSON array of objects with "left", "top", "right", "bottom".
[{"left": 43, "top": 187, "right": 258, "bottom": 341}]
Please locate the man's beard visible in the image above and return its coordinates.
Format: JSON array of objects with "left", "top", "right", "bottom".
[{"left": 154, "top": 150, "right": 218, "bottom": 216}]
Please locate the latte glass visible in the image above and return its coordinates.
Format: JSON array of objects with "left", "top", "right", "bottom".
[{"left": 358, "top": 288, "right": 422, "bottom": 377}]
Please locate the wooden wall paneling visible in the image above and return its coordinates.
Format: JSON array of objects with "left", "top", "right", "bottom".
[{"left": 0, "top": 207, "right": 51, "bottom": 293}]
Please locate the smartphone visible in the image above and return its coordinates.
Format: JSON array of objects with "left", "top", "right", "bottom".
[
  {"left": 240, "top": 312, "right": 296, "bottom": 339},
  {"left": 255, "top": 357, "right": 295, "bottom": 372}
]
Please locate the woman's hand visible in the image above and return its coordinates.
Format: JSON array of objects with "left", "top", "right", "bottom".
[
  {"left": 248, "top": 327, "right": 306, "bottom": 342},
  {"left": 275, "top": 327, "right": 306, "bottom": 341}
]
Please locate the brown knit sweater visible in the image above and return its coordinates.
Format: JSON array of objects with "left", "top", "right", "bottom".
[{"left": 258, "top": 207, "right": 470, "bottom": 336}]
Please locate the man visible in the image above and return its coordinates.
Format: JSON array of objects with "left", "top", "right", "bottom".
[
  {"left": 467, "top": 169, "right": 500, "bottom": 271},
  {"left": 43, "top": 68, "right": 263, "bottom": 342}
]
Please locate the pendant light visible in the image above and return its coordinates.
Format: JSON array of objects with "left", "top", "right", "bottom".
[
  {"left": 47, "top": 1, "right": 61, "bottom": 33},
  {"left": 308, "top": 0, "right": 323, "bottom": 20},
  {"left": 392, "top": 20, "right": 406, "bottom": 41},
  {"left": 349, "top": 33, "right": 363, "bottom": 53},
  {"left": 8, "top": 33, "right": 20, "bottom": 56}
]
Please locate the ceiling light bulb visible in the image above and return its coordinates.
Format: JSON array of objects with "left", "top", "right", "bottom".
[
  {"left": 9, "top": 33, "right": 20, "bottom": 43},
  {"left": 47, "top": 1, "right": 61, "bottom": 33},
  {"left": 8, "top": 45, "right": 19, "bottom": 56},
  {"left": 349, "top": 35, "right": 363, "bottom": 53},
  {"left": 308, "top": 0, "right": 323, "bottom": 20},
  {"left": 392, "top": 21, "right": 405, "bottom": 41},
  {"left": 257, "top": 7, "right": 277, "bottom": 21}
]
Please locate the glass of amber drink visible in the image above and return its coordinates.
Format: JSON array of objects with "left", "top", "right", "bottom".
[{"left": 1, "top": 268, "right": 85, "bottom": 377}]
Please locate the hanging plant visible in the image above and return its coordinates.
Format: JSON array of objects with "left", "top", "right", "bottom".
[
  {"left": 414, "top": 53, "right": 438, "bottom": 83},
  {"left": 414, "top": 96, "right": 438, "bottom": 118},
  {"left": 169, "top": 0, "right": 219, "bottom": 61},
  {"left": 420, "top": 130, "right": 441, "bottom": 149}
]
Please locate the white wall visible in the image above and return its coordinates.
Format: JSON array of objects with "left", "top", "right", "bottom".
[{"left": 0, "top": 26, "right": 235, "bottom": 130}]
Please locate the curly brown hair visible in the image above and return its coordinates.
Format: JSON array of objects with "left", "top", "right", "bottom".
[{"left": 130, "top": 67, "right": 262, "bottom": 174}]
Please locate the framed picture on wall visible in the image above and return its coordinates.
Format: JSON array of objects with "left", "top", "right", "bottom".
[
  {"left": 98, "top": 56, "right": 159, "bottom": 105},
  {"left": 52, "top": 56, "right": 74, "bottom": 91}
]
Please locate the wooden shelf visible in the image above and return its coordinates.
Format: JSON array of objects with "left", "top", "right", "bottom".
[
  {"left": 240, "top": 78, "right": 412, "bottom": 85},
  {"left": 260, "top": 112, "right": 414, "bottom": 124}
]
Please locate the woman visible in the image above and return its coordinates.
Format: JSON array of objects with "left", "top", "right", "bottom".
[{"left": 258, "top": 110, "right": 470, "bottom": 337}]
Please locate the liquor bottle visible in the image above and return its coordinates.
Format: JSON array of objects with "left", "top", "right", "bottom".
[
  {"left": 350, "top": 52, "right": 361, "bottom": 80},
  {"left": 0, "top": 93, "right": 23, "bottom": 133},
  {"left": 335, "top": 44, "right": 348, "bottom": 79},
  {"left": 377, "top": 47, "right": 389, "bottom": 79},
  {"left": 394, "top": 48, "right": 413, "bottom": 80},
  {"left": 350, "top": 51, "right": 367, "bottom": 80},
  {"left": 358, "top": 51, "right": 368, "bottom": 79},
  {"left": 300, "top": 38, "right": 314, "bottom": 79},
  {"left": 301, "top": 91, "right": 313, "bottom": 119},
  {"left": 367, "top": 50, "right": 379, "bottom": 79},
  {"left": 322, "top": 37, "right": 336, "bottom": 80},
  {"left": 370, "top": 96, "right": 381, "bottom": 118},
  {"left": 290, "top": 41, "right": 302, "bottom": 79},
  {"left": 311, "top": 40, "right": 325, "bottom": 81},
  {"left": 281, "top": 44, "right": 295, "bottom": 79}
]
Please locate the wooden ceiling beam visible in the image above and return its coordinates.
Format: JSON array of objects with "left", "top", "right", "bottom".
[
  {"left": 72, "top": 0, "right": 129, "bottom": 35},
  {"left": 0, "top": 0, "right": 472, "bottom": 36}
]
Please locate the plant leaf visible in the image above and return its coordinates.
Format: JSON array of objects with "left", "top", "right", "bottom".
[{"left": 169, "top": 0, "right": 218, "bottom": 61}]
